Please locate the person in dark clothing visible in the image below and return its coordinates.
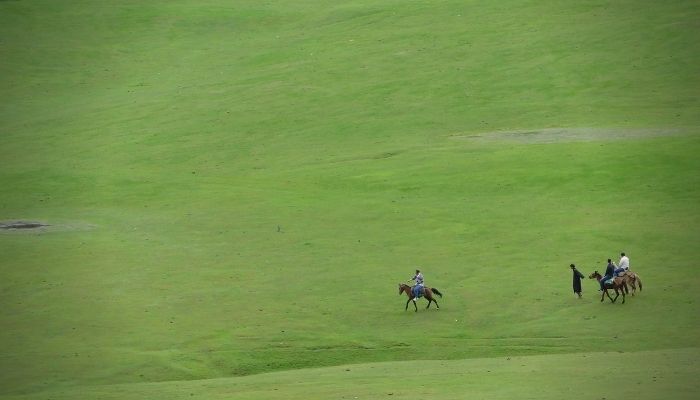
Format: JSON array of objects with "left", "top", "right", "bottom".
[
  {"left": 600, "top": 259, "right": 615, "bottom": 291},
  {"left": 570, "top": 264, "right": 585, "bottom": 298}
]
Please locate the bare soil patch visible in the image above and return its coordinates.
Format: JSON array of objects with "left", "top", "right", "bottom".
[
  {"left": 450, "top": 127, "right": 686, "bottom": 144},
  {"left": 0, "top": 221, "right": 49, "bottom": 230},
  {"left": 0, "top": 220, "right": 94, "bottom": 234}
]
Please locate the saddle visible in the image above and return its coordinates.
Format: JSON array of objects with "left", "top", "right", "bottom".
[{"left": 604, "top": 277, "right": 623, "bottom": 287}]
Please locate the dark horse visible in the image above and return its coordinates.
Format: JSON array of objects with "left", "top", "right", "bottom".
[
  {"left": 398, "top": 283, "right": 443, "bottom": 312},
  {"left": 589, "top": 271, "right": 627, "bottom": 304}
]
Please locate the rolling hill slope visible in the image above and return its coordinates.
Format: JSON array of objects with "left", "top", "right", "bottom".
[{"left": 1, "top": 0, "right": 699, "bottom": 398}]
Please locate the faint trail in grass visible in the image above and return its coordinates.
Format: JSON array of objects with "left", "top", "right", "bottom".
[{"left": 449, "top": 127, "right": 689, "bottom": 144}]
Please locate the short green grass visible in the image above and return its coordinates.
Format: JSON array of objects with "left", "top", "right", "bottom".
[
  {"left": 1, "top": 0, "right": 699, "bottom": 398},
  {"left": 4, "top": 349, "right": 699, "bottom": 400}
]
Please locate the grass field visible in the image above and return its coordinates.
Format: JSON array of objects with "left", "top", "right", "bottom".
[{"left": 1, "top": 0, "right": 699, "bottom": 399}]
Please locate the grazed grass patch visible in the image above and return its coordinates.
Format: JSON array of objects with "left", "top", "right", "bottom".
[{"left": 450, "top": 127, "right": 687, "bottom": 144}]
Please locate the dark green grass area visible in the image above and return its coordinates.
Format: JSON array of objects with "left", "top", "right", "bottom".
[{"left": 1, "top": 0, "right": 699, "bottom": 398}]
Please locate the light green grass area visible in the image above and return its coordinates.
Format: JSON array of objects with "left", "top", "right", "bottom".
[
  {"left": 1, "top": 0, "right": 699, "bottom": 398},
  {"left": 4, "top": 348, "right": 699, "bottom": 400}
]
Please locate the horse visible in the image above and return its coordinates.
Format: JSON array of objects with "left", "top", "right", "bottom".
[
  {"left": 620, "top": 271, "right": 643, "bottom": 296},
  {"left": 398, "top": 283, "right": 443, "bottom": 312},
  {"left": 589, "top": 271, "right": 627, "bottom": 304}
]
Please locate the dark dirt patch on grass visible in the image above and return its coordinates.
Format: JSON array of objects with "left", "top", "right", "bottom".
[
  {"left": 0, "top": 221, "right": 49, "bottom": 230},
  {"left": 0, "top": 220, "right": 95, "bottom": 234}
]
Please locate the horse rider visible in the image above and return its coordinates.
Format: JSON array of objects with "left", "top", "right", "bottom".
[
  {"left": 614, "top": 252, "right": 630, "bottom": 276},
  {"left": 600, "top": 259, "right": 615, "bottom": 291},
  {"left": 409, "top": 269, "right": 424, "bottom": 302}
]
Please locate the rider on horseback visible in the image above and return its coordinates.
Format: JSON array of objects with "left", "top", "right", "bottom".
[
  {"left": 409, "top": 269, "right": 424, "bottom": 303},
  {"left": 614, "top": 252, "right": 630, "bottom": 276},
  {"left": 600, "top": 259, "right": 615, "bottom": 291}
]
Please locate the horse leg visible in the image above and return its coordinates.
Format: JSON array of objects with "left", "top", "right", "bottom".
[
  {"left": 433, "top": 299, "right": 439, "bottom": 309},
  {"left": 406, "top": 296, "right": 418, "bottom": 312},
  {"left": 600, "top": 289, "right": 615, "bottom": 303},
  {"left": 426, "top": 298, "right": 432, "bottom": 309},
  {"left": 611, "top": 289, "right": 619, "bottom": 303}
]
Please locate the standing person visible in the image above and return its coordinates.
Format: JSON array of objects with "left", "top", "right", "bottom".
[
  {"left": 570, "top": 264, "right": 585, "bottom": 298},
  {"left": 600, "top": 259, "right": 615, "bottom": 291},
  {"left": 409, "top": 269, "right": 424, "bottom": 303},
  {"left": 614, "top": 252, "right": 630, "bottom": 276}
]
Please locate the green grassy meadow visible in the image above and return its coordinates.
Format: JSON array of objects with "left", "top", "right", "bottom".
[{"left": 1, "top": 0, "right": 699, "bottom": 398}]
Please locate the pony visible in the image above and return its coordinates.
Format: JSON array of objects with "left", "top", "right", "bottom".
[
  {"left": 589, "top": 271, "right": 627, "bottom": 304},
  {"left": 620, "top": 271, "right": 643, "bottom": 296},
  {"left": 398, "top": 283, "right": 443, "bottom": 312}
]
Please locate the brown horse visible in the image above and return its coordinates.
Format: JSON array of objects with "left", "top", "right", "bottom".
[
  {"left": 620, "top": 271, "right": 643, "bottom": 296},
  {"left": 398, "top": 283, "right": 443, "bottom": 312},
  {"left": 589, "top": 271, "right": 627, "bottom": 304}
]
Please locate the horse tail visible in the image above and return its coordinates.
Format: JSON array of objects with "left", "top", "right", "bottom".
[
  {"left": 431, "top": 288, "right": 443, "bottom": 298},
  {"left": 637, "top": 276, "right": 642, "bottom": 291}
]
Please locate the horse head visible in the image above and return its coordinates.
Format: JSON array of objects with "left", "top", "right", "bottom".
[
  {"left": 588, "top": 271, "right": 601, "bottom": 280},
  {"left": 398, "top": 283, "right": 408, "bottom": 294}
]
